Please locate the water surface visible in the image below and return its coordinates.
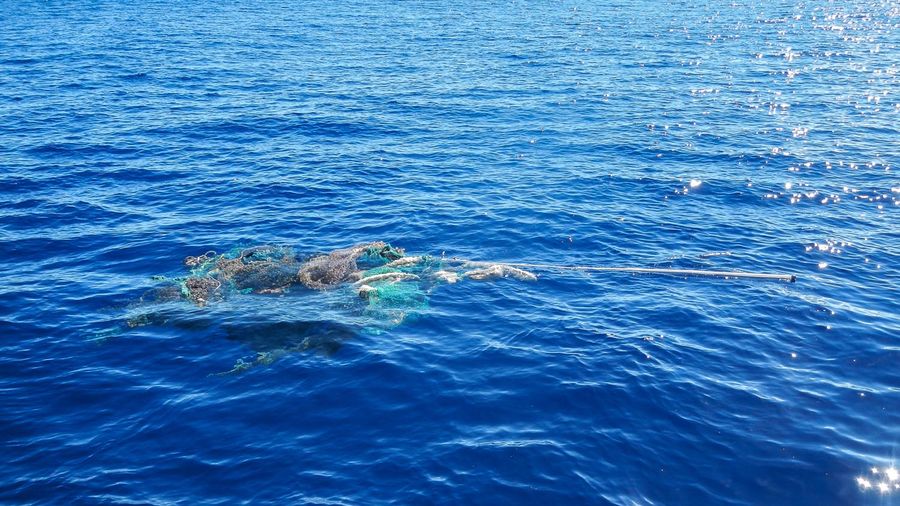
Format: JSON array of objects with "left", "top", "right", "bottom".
[{"left": 1, "top": 1, "right": 898, "bottom": 504}]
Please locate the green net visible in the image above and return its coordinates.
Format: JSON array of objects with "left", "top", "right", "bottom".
[
  {"left": 115, "top": 242, "right": 538, "bottom": 373},
  {"left": 358, "top": 280, "right": 428, "bottom": 325},
  {"left": 353, "top": 255, "right": 457, "bottom": 326}
]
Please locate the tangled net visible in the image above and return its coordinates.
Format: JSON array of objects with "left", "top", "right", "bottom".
[
  {"left": 144, "top": 242, "right": 407, "bottom": 307},
  {"left": 297, "top": 242, "right": 403, "bottom": 289},
  {"left": 177, "top": 245, "right": 299, "bottom": 305},
  {"left": 123, "top": 242, "right": 539, "bottom": 373},
  {"left": 141, "top": 241, "right": 537, "bottom": 320}
]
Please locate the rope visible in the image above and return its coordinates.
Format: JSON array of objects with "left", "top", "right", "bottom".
[{"left": 445, "top": 258, "right": 796, "bottom": 283}]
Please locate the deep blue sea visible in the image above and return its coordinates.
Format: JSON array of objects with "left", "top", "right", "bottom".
[{"left": 1, "top": 0, "right": 898, "bottom": 504}]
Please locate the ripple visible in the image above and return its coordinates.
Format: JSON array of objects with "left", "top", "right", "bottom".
[{"left": 1, "top": 0, "right": 897, "bottom": 504}]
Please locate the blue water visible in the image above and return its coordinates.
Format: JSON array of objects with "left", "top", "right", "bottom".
[{"left": 2, "top": 0, "right": 898, "bottom": 504}]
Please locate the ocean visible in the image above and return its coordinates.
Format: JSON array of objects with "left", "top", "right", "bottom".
[{"left": 1, "top": 0, "right": 898, "bottom": 504}]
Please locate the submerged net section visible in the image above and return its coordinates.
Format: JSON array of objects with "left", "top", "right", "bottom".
[{"left": 353, "top": 256, "right": 454, "bottom": 326}]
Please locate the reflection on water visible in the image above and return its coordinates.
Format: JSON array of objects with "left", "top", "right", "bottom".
[{"left": 858, "top": 466, "right": 900, "bottom": 495}]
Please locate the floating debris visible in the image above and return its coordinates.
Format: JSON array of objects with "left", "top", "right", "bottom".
[{"left": 117, "top": 243, "right": 540, "bottom": 373}]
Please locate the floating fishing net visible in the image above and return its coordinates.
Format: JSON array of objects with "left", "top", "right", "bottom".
[
  {"left": 175, "top": 245, "right": 301, "bottom": 304},
  {"left": 140, "top": 242, "right": 406, "bottom": 308},
  {"left": 129, "top": 243, "right": 539, "bottom": 332},
  {"left": 182, "top": 276, "right": 223, "bottom": 306},
  {"left": 117, "top": 242, "right": 538, "bottom": 372}
]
